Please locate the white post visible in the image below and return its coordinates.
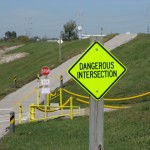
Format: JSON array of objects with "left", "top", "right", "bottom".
[
  {"left": 59, "top": 36, "right": 62, "bottom": 62},
  {"left": 44, "top": 76, "right": 48, "bottom": 105}
]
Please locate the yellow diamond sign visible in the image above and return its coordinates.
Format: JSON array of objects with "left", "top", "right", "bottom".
[{"left": 68, "top": 42, "right": 127, "bottom": 100}]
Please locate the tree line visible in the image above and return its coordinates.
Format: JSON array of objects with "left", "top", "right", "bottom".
[{"left": 1, "top": 20, "right": 79, "bottom": 43}]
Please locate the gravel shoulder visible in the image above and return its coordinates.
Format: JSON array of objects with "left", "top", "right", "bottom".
[{"left": 0, "top": 45, "right": 27, "bottom": 64}]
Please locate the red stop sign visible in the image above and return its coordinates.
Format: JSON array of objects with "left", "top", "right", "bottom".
[{"left": 41, "top": 66, "right": 50, "bottom": 76}]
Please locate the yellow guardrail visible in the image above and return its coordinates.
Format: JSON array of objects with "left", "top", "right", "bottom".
[
  {"left": 34, "top": 98, "right": 70, "bottom": 113},
  {"left": 105, "top": 91, "right": 150, "bottom": 101},
  {"left": 63, "top": 89, "right": 89, "bottom": 99},
  {"left": 104, "top": 105, "right": 129, "bottom": 109},
  {"left": 63, "top": 88, "right": 150, "bottom": 101},
  {"left": 29, "top": 103, "right": 80, "bottom": 122},
  {"left": 50, "top": 90, "right": 60, "bottom": 101},
  {"left": 76, "top": 98, "right": 89, "bottom": 104},
  {"left": 76, "top": 98, "right": 129, "bottom": 109},
  {"left": 35, "top": 105, "right": 58, "bottom": 112},
  {"left": 13, "top": 70, "right": 150, "bottom": 124},
  {"left": 30, "top": 106, "right": 80, "bottom": 122},
  {"left": 62, "top": 89, "right": 150, "bottom": 109}
]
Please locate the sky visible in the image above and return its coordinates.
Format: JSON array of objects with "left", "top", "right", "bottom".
[{"left": 0, "top": 0, "right": 150, "bottom": 38}]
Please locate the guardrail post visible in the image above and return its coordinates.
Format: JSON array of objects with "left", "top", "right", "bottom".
[
  {"left": 36, "top": 88, "right": 40, "bottom": 105},
  {"left": 60, "top": 75, "right": 63, "bottom": 88},
  {"left": 13, "top": 75, "right": 17, "bottom": 88},
  {"left": 60, "top": 87, "right": 63, "bottom": 115},
  {"left": 46, "top": 94, "right": 49, "bottom": 106},
  {"left": 48, "top": 93, "right": 51, "bottom": 106},
  {"left": 49, "top": 93, "right": 52, "bottom": 102},
  {"left": 60, "top": 75, "right": 64, "bottom": 115},
  {"left": 70, "top": 96, "right": 73, "bottom": 120},
  {"left": 10, "top": 111, "right": 15, "bottom": 133},
  {"left": 36, "top": 74, "right": 40, "bottom": 83},
  {"left": 44, "top": 105, "right": 48, "bottom": 121},
  {"left": 18, "top": 104, "right": 22, "bottom": 124},
  {"left": 29, "top": 103, "right": 35, "bottom": 122},
  {"left": 60, "top": 88, "right": 63, "bottom": 106}
]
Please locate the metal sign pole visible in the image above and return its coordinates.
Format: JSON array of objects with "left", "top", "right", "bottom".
[
  {"left": 44, "top": 75, "right": 48, "bottom": 105},
  {"left": 41, "top": 66, "right": 50, "bottom": 106}
]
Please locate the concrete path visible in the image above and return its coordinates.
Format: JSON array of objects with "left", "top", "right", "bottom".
[{"left": 0, "top": 34, "right": 137, "bottom": 138}]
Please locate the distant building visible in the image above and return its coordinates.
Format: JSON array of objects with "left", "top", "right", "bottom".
[{"left": 77, "top": 25, "right": 106, "bottom": 39}]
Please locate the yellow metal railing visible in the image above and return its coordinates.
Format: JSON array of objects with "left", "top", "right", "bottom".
[
  {"left": 15, "top": 73, "right": 150, "bottom": 124},
  {"left": 18, "top": 104, "right": 22, "bottom": 124},
  {"left": 62, "top": 88, "right": 150, "bottom": 109},
  {"left": 29, "top": 97, "right": 80, "bottom": 122}
]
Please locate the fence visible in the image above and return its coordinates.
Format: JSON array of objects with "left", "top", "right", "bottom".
[{"left": 2, "top": 75, "right": 150, "bottom": 125}]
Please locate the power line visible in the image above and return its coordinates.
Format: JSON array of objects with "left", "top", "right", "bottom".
[{"left": 25, "top": 17, "right": 32, "bottom": 37}]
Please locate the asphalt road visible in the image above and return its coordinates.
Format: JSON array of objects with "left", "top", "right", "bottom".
[{"left": 0, "top": 34, "right": 137, "bottom": 138}]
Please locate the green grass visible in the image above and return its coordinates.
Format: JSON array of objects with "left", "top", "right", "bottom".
[
  {"left": 109, "top": 34, "right": 150, "bottom": 96},
  {"left": 1, "top": 101, "right": 150, "bottom": 150},
  {"left": 105, "top": 101, "right": 150, "bottom": 150},
  {"left": 0, "top": 40, "right": 24, "bottom": 48},
  {"left": 104, "top": 34, "right": 150, "bottom": 106}
]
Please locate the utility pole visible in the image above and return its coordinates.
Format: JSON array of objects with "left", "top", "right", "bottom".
[
  {"left": 58, "top": 34, "right": 63, "bottom": 63},
  {"left": 100, "top": 27, "right": 103, "bottom": 44},
  {"left": 25, "top": 17, "right": 32, "bottom": 38},
  {"left": 147, "top": 25, "right": 150, "bottom": 34},
  {"left": 59, "top": 36, "right": 62, "bottom": 62}
]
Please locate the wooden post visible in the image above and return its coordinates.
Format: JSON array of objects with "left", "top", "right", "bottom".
[
  {"left": 89, "top": 97, "right": 104, "bottom": 150},
  {"left": 89, "top": 36, "right": 104, "bottom": 150}
]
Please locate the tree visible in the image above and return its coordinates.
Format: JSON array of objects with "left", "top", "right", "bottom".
[
  {"left": 17, "top": 35, "right": 29, "bottom": 43},
  {"left": 61, "top": 20, "right": 78, "bottom": 41},
  {"left": 11, "top": 31, "right": 17, "bottom": 39},
  {"left": 5, "top": 31, "right": 17, "bottom": 40},
  {"left": 5, "top": 31, "right": 11, "bottom": 39}
]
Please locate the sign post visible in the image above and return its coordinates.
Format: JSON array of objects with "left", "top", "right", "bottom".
[
  {"left": 41, "top": 66, "right": 50, "bottom": 105},
  {"left": 68, "top": 37, "right": 127, "bottom": 150},
  {"left": 58, "top": 37, "right": 63, "bottom": 63},
  {"left": 89, "top": 36, "right": 104, "bottom": 150},
  {"left": 89, "top": 97, "right": 104, "bottom": 150}
]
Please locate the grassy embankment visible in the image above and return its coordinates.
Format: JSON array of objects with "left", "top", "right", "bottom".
[{"left": 1, "top": 34, "right": 150, "bottom": 149}]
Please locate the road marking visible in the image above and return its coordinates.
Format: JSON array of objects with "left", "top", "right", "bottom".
[
  {"left": 0, "top": 108, "right": 13, "bottom": 111},
  {"left": 0, "top": 119, "right": 10, "bottom": 123}
]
